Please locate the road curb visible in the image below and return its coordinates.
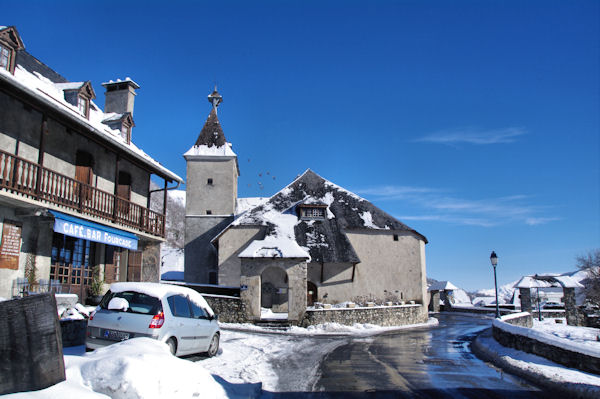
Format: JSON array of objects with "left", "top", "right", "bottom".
[{"left": 472, "top": 328, "right": 599, "bottom": 399}]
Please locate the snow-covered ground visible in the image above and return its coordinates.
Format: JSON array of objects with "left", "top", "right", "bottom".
[{"left": 4, "top": 319, "right": 437, "bottom": 398}]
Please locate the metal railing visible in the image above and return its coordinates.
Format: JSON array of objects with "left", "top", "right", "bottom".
[{"left": 0, "top": 149, "right": 165, "bottom": 237}]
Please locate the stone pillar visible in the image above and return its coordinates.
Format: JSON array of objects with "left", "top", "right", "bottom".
[
  {"left": 140, "top": 241, "right": 160, "bottom": 282},
  {"left": 563, "top": 287, "right": 578, "bottom": 326},
  {"left": 519, "top": 288, "right": 532, "bottom": 313},
  {"left": 429, "top": 291, "right": 440, "bottom": 312}
]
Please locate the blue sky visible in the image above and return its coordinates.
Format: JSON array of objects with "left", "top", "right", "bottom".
[{"left": 4, "top": 1, "right": 599, "bottom": 291}]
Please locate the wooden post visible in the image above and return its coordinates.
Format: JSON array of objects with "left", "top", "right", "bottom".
[
  {"left": 113, "top": 154, "right": 120, "bottom": 222},
  {"left": 0, "top": 294, "right": 66, "bottom": 394},
  {"left": 35, "top": 116, "right": 47, "bottom": 197}
]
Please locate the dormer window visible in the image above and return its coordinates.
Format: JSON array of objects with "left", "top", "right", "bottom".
[
  {"left": 0, "top": 44, "right": 11, "bottom": 71},
  {"left": 56, "top": 81, "right": 96, "bottom": 119},
  {"left": 101, "top": 112, "right": 134, "bottom": 144},
  {"left": 0, "top": 26, "right": 25, "bottom": 74},
  {"left": 77, "top": 95, "right": 88, "bottom": 117},
  {"left": 298, "top": 204, "right": 327, "bottom": 220}
]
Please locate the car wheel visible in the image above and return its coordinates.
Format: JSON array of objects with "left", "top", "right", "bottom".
[
  {"left": 167, "top": 338, "right": 177, "bottom": 356},
  {"left": 207, "top": 333, "right": 219, "bottom": 357}
]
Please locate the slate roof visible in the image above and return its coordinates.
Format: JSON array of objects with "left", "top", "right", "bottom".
[
  {"left": 230, "top": 169, "right": 427, "bottom": 263},
  {"left": 194, "top": 108, "right": 227, "bottom": 147}
]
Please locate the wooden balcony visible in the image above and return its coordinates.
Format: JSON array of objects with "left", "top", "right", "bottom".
[{"left": 0, "top": 149, "right": 165, "bottom": 238}]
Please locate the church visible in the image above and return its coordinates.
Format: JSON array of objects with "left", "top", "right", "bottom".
[{"left": 183, "top": 89, "right": 428, "bottom": 323}]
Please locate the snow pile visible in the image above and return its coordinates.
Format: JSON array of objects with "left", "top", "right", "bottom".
[
  {"left": 531, "top": 318, "right": 600, "bottom": 354},
  {"left": 59, "top": 303, "right": 93, "bottom": 320},
  {"left": 78, "top": 338, "right": 227, "bottom": 398},
  {"left": 493, "top": 318, "right": 600, "bottom": 358}
]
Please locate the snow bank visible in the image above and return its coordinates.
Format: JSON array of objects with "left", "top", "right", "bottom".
[
  {"left": 493, "top": 318, "right": 600, "bottom": 358},
  {"left": 474, "top": 331, "right": 600, "bottom": 398},
  {"left": 221, "top": 317, "right": 439, "bottom": 336}
]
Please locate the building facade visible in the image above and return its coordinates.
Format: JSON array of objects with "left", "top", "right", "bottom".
[
  {"left": 184, "top": 90, "right": 429, "bottom": 323},
  {"left": 0, "top": 26, "right": 183, "bottom": 301}
]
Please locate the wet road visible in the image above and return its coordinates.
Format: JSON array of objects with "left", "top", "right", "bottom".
[{"left": 311, "top": 313, "right": 546, "bottom": 398}]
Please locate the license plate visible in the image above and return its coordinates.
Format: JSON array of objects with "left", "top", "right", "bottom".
[{"left": 102, "top": 329, "right": 130, "bottom": 341}]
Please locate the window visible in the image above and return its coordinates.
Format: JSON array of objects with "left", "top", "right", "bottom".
[
  {"left": 120, "top": 124, "right": 131, "bottom": 144},
  {"left": 206, "top": 210, "right": 212, "bottom": 215},
  {"left": 167, "top": 295, "right": 191, "bottom": 318},
  {"left": 0, "top": 44, "right": 10, "bottom": 71},
  {"left": 100, "top": 291, "right": 161, "bottom": 315},
  {"left": 393, "top": 234, "right": 399, "bottom": 241},
  {"left": 77, "top": 95, "right": 88, "bottom": 117},
  {"left": 207, "top": 178, "right": 213, "bottom": 185},
  {"left": 300, "top": 206, "right": 325, "bottom": 219},
  {"left": 189, "top": 299, "right": 208, "bottom": 319}
]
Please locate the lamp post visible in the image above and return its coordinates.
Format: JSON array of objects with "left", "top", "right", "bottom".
[{"left": 490, "top": 251, "right": 500, "bottom": 318}]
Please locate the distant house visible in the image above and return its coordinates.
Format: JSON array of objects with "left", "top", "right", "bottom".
[
  {"left": 184, "top": 90, "right": 429, "bottom": 323},
  {"left": 0, "top": 26, "right": 182, "bottom": 301}
]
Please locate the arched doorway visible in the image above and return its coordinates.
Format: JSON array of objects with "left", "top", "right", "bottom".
[
  {"left": 260, "top": 266, "right": 288, "bottom": 317},
  {"left": 307, "top": 281, "right": 318, "bottom": 306}
]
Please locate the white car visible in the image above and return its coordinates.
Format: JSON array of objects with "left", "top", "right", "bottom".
[{"left": 86, "top": 282, "right": 220, "bottom": 357}]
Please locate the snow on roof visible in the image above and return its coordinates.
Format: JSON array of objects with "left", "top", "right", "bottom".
[
  {"left": 0, "top": 56, "right": 182, "bottom": 183},
  {"left": 515, "top": 274, "right": 584, "bottom": 289},
  {"left": 54, "top": 82, "right": 85, "bottom": 91},
  {"left": 236, "top": 197, "right": 268, "bottom": 215},
  {"left": 183, "top": 143, "right": 236, "bottom": 157},
  {"left": 102, "top": 112, "right": 127, "bottom": 123},
  {"left": 109, "top": 282, "right": 214, "bottom": 316},
  {"left": 238, "top": 236, "right": 310, "bottom": 259},
  {"left": 428, "top": 281, "right": 458, "bottom": 291},
  {"left": 226, "top": 169, "right": 425, "bottom": 264}
]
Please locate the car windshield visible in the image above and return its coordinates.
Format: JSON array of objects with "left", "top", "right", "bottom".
[{"left": 100, "top": 290, "right": 162, "bottom": 315}]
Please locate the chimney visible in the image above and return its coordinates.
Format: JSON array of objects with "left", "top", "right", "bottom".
[{"left": 101, "top": 78, "right": 140, "bottom": 116}]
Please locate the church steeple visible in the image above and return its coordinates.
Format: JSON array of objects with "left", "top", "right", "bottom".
[{"left": 194, "top": 88, "right": 226, "bottom": 148}]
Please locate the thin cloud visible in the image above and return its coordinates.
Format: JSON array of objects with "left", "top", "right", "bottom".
[
  {"left": 525, "top": 217, "right": 561, "bottom": 226},
  {"left": 356, "top": 184, "right": 557, "bottom": 227},
  {"left": 415, "top": 127, "right": 526, "bottom": 145}
]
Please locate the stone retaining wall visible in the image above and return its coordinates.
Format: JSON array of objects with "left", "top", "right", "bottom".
[
  {"left": 492, "top": 317, "right": 600, "bottom": 375},
  {"left": 202, "top": 295, "right": 247, "bottom": 323},
  {"left": 301, "top": 304, "right": 427, "bottom": 327}
]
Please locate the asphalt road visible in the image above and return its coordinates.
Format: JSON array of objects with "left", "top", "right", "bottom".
[{"left": 305, "top": 313, "right": 546, "bottom": 398}]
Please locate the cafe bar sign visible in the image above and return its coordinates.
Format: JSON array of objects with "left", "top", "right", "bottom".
[{"left": 50, "top": 211, "right": 138, "bottom": 250}]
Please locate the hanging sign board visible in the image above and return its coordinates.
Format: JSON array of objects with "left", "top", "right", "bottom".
[
  {"left": 50, "top": 211, "right": 138, "bottom": 250},
  {"left": 0, "top": 220, "right": 22, "bottom": 270}
]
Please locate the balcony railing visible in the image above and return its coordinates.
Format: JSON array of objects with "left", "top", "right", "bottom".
[{"left": 0, "top": 149, "right": 165, "bottom": 238}]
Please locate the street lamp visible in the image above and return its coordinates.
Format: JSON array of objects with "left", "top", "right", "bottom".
[{"left": 490, "top": 251, "right": 500, "bottom": 318}]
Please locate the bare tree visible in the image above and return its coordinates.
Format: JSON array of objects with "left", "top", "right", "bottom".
[{"left": 576, "top": 249, "right": 600, "bottom": 307}]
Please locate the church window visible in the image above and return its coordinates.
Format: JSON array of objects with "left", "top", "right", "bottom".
[{"left": 299, "top": 205, "right": 326, "bottom": 219}]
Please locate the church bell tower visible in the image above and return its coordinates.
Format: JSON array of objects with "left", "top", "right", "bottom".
[{"left": 183, "top": 88, "right": 239, "bottom": 284}]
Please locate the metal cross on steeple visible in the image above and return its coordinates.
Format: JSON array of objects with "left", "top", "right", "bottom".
[{"left": 207, "top": 86, "right": 223, "bottom": 110}]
